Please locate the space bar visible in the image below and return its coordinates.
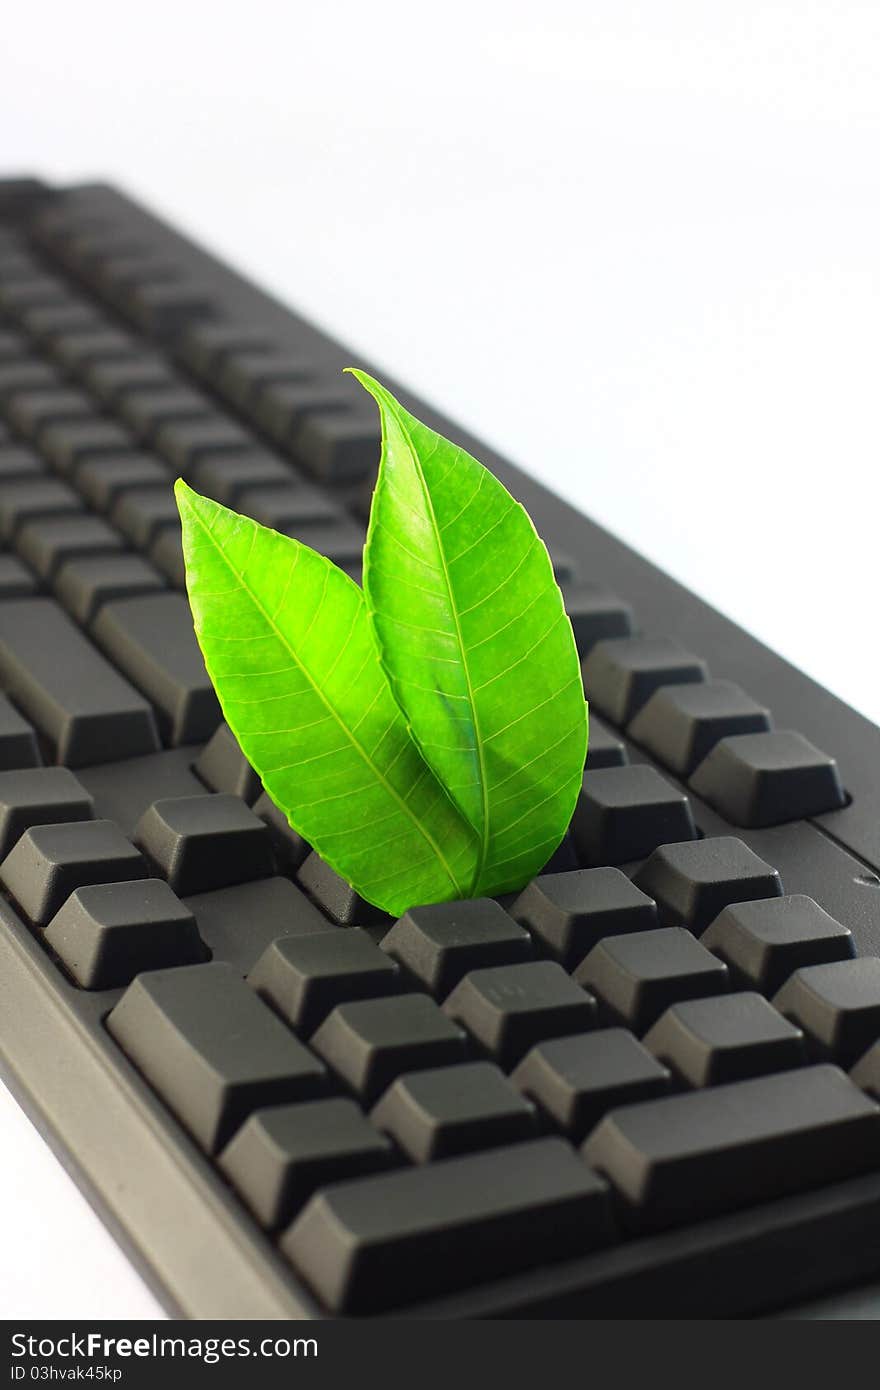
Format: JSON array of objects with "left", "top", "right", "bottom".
[{"left": 0, "top": 598, "right": 159, "bottom": 766}]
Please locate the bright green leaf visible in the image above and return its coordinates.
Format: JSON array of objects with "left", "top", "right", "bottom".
[
  {"left": 174, "top": 480, "right": 479, "bottom": 916},
  {"left": 352, "top": 369, "right": 588, "bottom": 899}
]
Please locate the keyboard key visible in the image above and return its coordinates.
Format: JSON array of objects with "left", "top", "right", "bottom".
[
  {"left": 773, "top": 958, "right": 880, "bottom": 1065},
  {"left": 248, "top": 929, "right": 402, "bottom": 1035},
  {"left": 0, "top": 554, "right": 38, "bottom": 597},
  {"left": 184, "top": 875, "right": 335, "bottom": 974},
  {"left": 585, "top": 714, "right": 628, "bottom": 769},
  {"left": 689, "top": 730, "right": 847, "bottom": 827},
  {"left": 632, "top": 837, "right": 782, "bottom": 933},
  {"left": 55, "top": 553, "right": 166, "bottom": 626},
  {"left": 135, "top": 794, "right": 273, "bottom": 895},
  {"left": 628, "top": 680, "right": 772, "bottom": 776},
  {"left": 0, "top": 766, "right": 93, "bottom": 858},
  {"left": 311, "top": 994, "right": 468, "bottom": 1103},
  {"left": 851, "top": 1042, "right": 880, "bottom": 1098},
  {"left": 149, "top": 525, "right": 185, "bottom": 587},
  {"left": 283, "top": 1136, "right": 614, "bottom": 1313},
  {"left": 84, "top": 356, "right": 176, "bottom": 407},
  {"left": 0, "top": 477, "right": 81, "bottom": 541},
  {"left": 0, "top": 818, "right": 146, "bottom": 926},
  {"left": 297, "top": 852, "right": 393, "bottom": 928},
  {"left": 192, "top": 450, "right": 293, "bottom": 505},
  {"left": 564, "top": 586, "right": 634, "bottom": 657},
  {"left": 110, "top": 486, "right": 179, "bottom": 549},
  {"left": 44, "top": 878, "right": 206, "bottom": 989},
  {"left": 91, "top": 593, "right": 220, "bottom": 744},
  {"left": 49, "top": 327, "right": 140, "bottom": 376},
  {"left": 702, "top": 895, "right": 855, "bottom": 994},
  {"left": 643, "top": 992, "right": 806, "bottom": 1087},
  {"left": 107, "top": 962, "right": 327, "bottom": 1153},
  {"left": 19, "top": 303, "right": 103, "bottom": 345},
  {"left": 218, "top": 349, "right": 311, "bottom": 410},
  {"left": 0, "top": 361, "right": 59, "bottom": 401},
  {"left": 512, "top": 1029, "right": 671, "bottom": 1140},
  {"left": 583, "top": 1065, "right": 880, "bottom": 1231},
  {"left": 571, "top": 764, "right": 697, "bottom": 866},
  {"left": 252, "top": 791, "right": 311, "bottom": 873},
  {"left": 582, "top": 637, "right": 708, "bottom": 726},
  {"left": 293, "top": 408, "right": 380, "bottom": 482},
  {"left": 16, "top": 515, "right": 124, "bottom": 581},
  {"left": 40, "top": 419, "right": 133, "bottom": 475},
  {"left": 278, "top": 518, "right": 364, "bottom": 567},
  {"left": 575, "top": 927, "right": 729, "bottom": 1033},
  {"left": 237, "top": 481, "right": 342, "bottom": 528},
  {"left": 125, "top": 280, "right": 214, "bottom": 337},
  {"left": 155, "top": 417, "right": 254, "bottom": 475},
  {"left": 0, "top": 445, "right": 44, "bottom": 481},
  {"left": 371, "top": 1061, "right": 536, "bottom": 1162},
  {"left": 255, "top": 382, "right": 350, "bottom": 443},
  {"left": 0, "top": 598, "right": 159, "bottom": 765},
  {"left": 444, "top": 961, "right": 597, "bottom": 1069},
  {"left": 512, "top": 867, "right": 658, "bottom": 968},
  {"left": 73, "top": 453, "right": 170, "bottom": 512},
  {"left": 117, "top": 387, "right": 213, "bottom": 444},
  {"left": 179, "top": 322, "right": 271, "bottom": 377},
  {"left": 194, "top": 722, "right": 261, "bottom": 802},
  {"left": 0, "top": 696, "right": 41, "bottom": 771},
  {"left": 380, "top": 899, "right": 532, "bottom": 997},
  {"left": 5, "top": 389, "right": 94, "bottom": 442},
  {"left": 0, "top": 276, "right": 69, "bottom": 322},
  {"left": 219, "top": 1098, "right": 396, "bottom": 1230}
]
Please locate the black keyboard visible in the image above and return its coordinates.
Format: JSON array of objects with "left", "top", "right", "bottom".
[{"left": 1, "top": 176, "right": 880, "bottom": 1321}]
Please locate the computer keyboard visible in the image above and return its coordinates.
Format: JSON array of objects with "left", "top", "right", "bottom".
[{"left": 1, "top": 175, "right": 880, "bottom": 1320}]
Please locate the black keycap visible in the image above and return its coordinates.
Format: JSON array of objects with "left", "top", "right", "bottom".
[
  {"left": 49, "top": 328, "right": 140, "bottom": 376},
  {"left": 219, "top": 1098, "right": 396, "bottom": 1231},
  {"left": 0, "top": 554, "right": 38, "bottom": 597},
  {"left": 84, "top": 357, "right": 176, "bottom": 407},
  {"left": 297, "top": 852, "right": 392, "bottom": 929},
  {"left": 575, "top": 927, "right": 729, "bottom": 1033},
  {"left": 0, "top": 330, "right": 25, "bottom": 360},
  {"left": 643, "top": 992, "right": 806, "bottom": 1087},
  {"left": 444, "top": 961, "right": 597, "bottom": 1069},
  {"left": 76, "top": 747, "right": 206, "bottom": 836},
  {"left": 0, "top": 598, "right": 159, "bottom": 765},
  {"left": 585, "top": 714, "right": 628, "bottom": 769},
  {"left": 192, "top": 450, "right": 293, "bottom": 505},
  {"left": 582, "top": 637, "right": 708, "bottom": 726},
  {"left": 149, "top": 525, "right": 185, "bottom": 587},
  {"left": 91, "top": 593, "right": 220, "bottom": 744},
  {"left": 279, "top": 518, "right": 364, "bottom": 567},
  {"left": 628, "top": 680, "right": 772, "bottom": 777},
  {"left": 125, "top": 280, "right": 214, "bottom": 337},
  {"left": 73, "top": 453, "right": 170, "bottom": 512},
  {"left": 0, "top": 477, "right": 81, "bottom": 541},
  {"left": 44, "top": 878, "right": 206, "bottom": 989},
  {"left": 135, "top": 794, "right": 274, "bottom": 895},
  {"left": 852, "top": 1041, "right": 880, "bottom": 1098},
  {"left": 40, "top": 419, "right": 134, "bottom": 475},
  {"left": 371, "top": 1060, "right": 536, "bottom": 1162},
  {"left": 110, "top": 486, "right": 179, "bottom": 549},
  {"left": 237, "top": 481, "right": 342, "bottom": 529},
  {"left": 774, "top": 958, "right": 880, "bottom": 1065},
  {"left": 632, "top": 836, "right": 783, "bottom": 933},
  {"left": 55, "top": 553, "right": 166, "bottom": 626},
  {"left": 117, "top": 387, "right": 213, "bottom": 445},
  {"left": 194, "top": 723, "right": 261, "bottom": 802},
  {"left": 564, "top": 585, "right": 635, "bottom": 657},
  {"left": 0, "top": 767, "right": 94, "bottom": 858},
  {"left": 702, "top": 895, "right": 856, "bottom": 994},
  {"left": 255, "top": 382, "right": 351, "bottom": 443},
  {"left": 583, "top": 1065, "right": 880, "bottom": 1232},
  {"left": 0, "top": 276, "right": 69, "bottom": 321},
  {"left": 283, "top": 1136, "right": 614, "bottom": 1314},
  {"left": 0, "top": 695, "right": 41, "bottom": 771},
  {"left": 512, "top": 1029, "right": 671, "bottom": 1141},
  {"left": 17, "top": 515, "right": 124, "bottom": 582},
  {"left": 19, "top": 303, "right": 103, "bottom": 344},
  {"left": 185, "top": 876, "right": 335, "bottom": 975},
  {"left": 311, "top": 994, "right": 468, "bottom": 1103},
  {"left": 179, "top": 322, "right": 271, "bottom": 378},
  {"left": 293, "top": 408, "right": 380, "bottom": 482},
  {"left": 5, "top": 389, "right": 94, "bottom": 442},
  {"left": 512, "top": 867, "right": 658, "bottom": 968},
  {"left": 0, "top": 818, "right": 147, "bottom": 926},
  {"left": 252, "top": 791, "right": 310, "bottom": 873},
  {"left": 690, "top": 730, "right": 847, "bottom": 827},
  {"left": 0, "top": 361, "right": 59, "bottom": 401},
  {"left": 248, "top": 929, "right": 402, "bottom": 1035},
  {"left": 0, "top": 445, "right": 44, "bottom": 481},
  {"left": 571, "top": 764, "right": 697, "bottom": 866},
  {"left": 380, "top": 899, "right": 532, "bottom": 997},
  {"left": 107, "top": 962, "right": 327, "bottom": 1153},
  {"left": 155, "top": 417, "right": 254, "bottom": 475},
  {"left": 218, "top": 350, "right": 311, "bottom": 410}
]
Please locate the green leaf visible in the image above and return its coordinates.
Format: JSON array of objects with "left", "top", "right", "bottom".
[
  {"left": 352, "top": 369, "right": 588, "bottom": 899},
  {"left": 174, "top": 480, "right": 479, "bottom": 916}
]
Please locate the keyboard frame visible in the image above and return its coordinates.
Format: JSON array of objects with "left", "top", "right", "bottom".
[{"left": 1, "top": 179, "right": 880, "bottom": 1319}]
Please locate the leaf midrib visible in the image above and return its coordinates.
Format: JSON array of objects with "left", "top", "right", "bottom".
[
  {"left": 182, "top": 492, "right": 468, "bottom": 898},
  {"left": 382, "top": 400, "right": 491, "bottom": 891}
]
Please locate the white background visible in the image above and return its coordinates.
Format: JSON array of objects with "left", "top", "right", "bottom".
[{"left": 1, "top": 0, "right": 878, "bottom": 1318}]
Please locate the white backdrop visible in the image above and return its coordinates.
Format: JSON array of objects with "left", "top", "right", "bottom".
[{"left": 1, "top": 0, "right": 879, "bottom": 1318}]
